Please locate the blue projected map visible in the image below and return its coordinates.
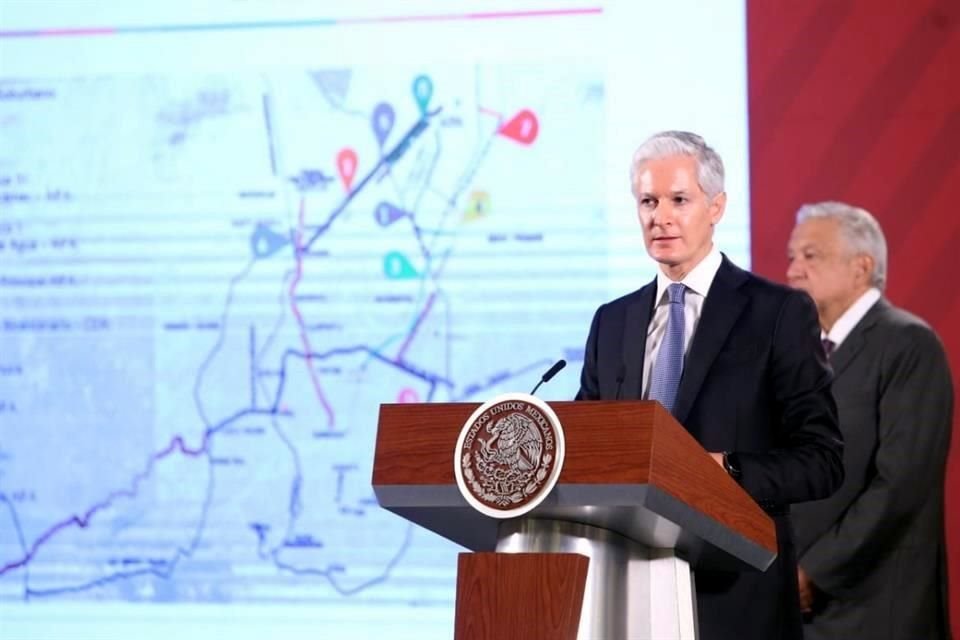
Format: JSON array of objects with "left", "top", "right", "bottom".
[
  {"left": 0, "top": 63, "right": 605, "bottom": 630},
  {"left": 0, "top": 3, "right": 750, "bottom": 638}
]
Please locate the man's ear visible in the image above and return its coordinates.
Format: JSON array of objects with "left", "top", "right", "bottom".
[
  {"left": 856, "top": 253, "right": 876, "bottom": 285},
  {"left": 709, "top": 191, "right": 727, "bottom": 225}
]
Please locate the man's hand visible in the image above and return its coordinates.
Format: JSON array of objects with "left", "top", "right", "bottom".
[
  {"left": 709, "top": 452, "right": 724, "bottom": 467},
  {"left": 797, "top": 566, "right": 816, "bottom": 614}
]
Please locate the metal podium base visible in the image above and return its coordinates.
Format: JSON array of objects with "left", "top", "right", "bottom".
[{"left": 496, "top": 518, "right": 698, "bottom": 640}]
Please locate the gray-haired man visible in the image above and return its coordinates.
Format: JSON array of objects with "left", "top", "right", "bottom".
[
  {"left": 788, "top": 201, "right": 954, "bottom": 639},
  {"left": 577, "top": 131, "right": 844, "bottom": 640}
]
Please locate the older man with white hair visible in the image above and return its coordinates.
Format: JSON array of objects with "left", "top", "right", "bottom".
[{"left": 787, "top": 201, "right": 954, "bottom": 639}]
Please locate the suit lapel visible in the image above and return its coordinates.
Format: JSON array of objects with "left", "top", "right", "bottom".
[
  {"left": 672, "top": 258, "right": 749, "bottom": 424},
  {"left": 829, "top": 297, "right": 886, "bottom": 378},
  {"left": 621, "top": 280, "right": 656, "bottom": 400}
]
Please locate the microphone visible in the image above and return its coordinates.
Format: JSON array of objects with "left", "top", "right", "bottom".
[
  {"left": 615, "top": 363, "right": 626, "bottom": 400},
  {"left": 529, "top": 359, "right": 567, "bottom": 395}
]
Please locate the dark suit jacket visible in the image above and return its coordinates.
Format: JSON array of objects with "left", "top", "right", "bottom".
[
  {"left": 792, "top": 298, "right": 954, "bottom": 640},
  {"left": 576, "top": 256, "right": 844, "bottom": 640}
]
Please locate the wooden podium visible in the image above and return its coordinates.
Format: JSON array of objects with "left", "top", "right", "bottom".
[{"left": 372, "top": 400, "right": 776, "bottom": 640}]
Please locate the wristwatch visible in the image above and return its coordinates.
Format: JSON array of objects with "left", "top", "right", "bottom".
[{"left": 722, "top": 451, "right": 742, "bottom": 480}]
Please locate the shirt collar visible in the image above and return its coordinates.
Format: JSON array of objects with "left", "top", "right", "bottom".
[
  {"left": 824, "top": 288, "right": 882, "bottom": 347},
  {"left": 655, "top": 243, "right": 723, "bottom": 304}
]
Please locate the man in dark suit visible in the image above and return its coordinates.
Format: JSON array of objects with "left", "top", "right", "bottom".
[
  {"left": 787, "top": 201, "right": 954, "bottom": 639},
  {"left": 576, "top": 130, "right": 844, "bottom": 640}
]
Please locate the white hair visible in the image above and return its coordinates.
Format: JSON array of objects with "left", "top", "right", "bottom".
[
  {"left": 796, "top": 201, "right": 888, "bottom": 291},
  {"left": 630, "top": 130, "right": 725, "bottom": 198}
]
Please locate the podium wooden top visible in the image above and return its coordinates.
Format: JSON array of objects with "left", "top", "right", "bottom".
[{"left": 373, "top": 400, "right": 776, "bottom": 571}]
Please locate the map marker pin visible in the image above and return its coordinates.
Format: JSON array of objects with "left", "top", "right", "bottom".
[
  {"left": 383, "top": 251, "right": 419, "bottom": 279},
  {"left": 374, "top": 201, "right": 408, "bottom": 227},
  {"left": 498, "top": 109, "right": 539, "bottom": 145},
  {"left": 397, "top": 388, "right": 420, "bottom": 403},
  {"left": 336, "top": 148, "right": 357, "bottom": 192},
  {"left": 251, "top": 223, "right": 290, "bottom": 258},
  {"left": 371, "top": 102, "right": 395, "bottom": 149},
  {"left": 412, "top": 74, "right": 433, "bottom": 116}
]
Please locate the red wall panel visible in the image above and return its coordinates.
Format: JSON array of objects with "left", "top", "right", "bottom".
[{"left": 747, "top": 0, "right": 960, "bottom": 634}]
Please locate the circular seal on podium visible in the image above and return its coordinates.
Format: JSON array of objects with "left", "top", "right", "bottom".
[{"left": 453, "top": 393, "right": 565, "bottom": 519}]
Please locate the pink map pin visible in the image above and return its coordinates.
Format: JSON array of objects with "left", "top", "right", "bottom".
[
  {"left": 397, "top": 388, "right": 420, "bottom": 403},
  {"left": 336, "top": 148, "right": 358, "bottom": 192}
]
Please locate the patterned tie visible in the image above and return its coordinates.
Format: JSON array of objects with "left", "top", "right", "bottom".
[
  {"left": 649, "top": 283, "right": 686, "bottom": 414},
  {"left": 822, "top": 338, "right": 836, "bottom": 360}
]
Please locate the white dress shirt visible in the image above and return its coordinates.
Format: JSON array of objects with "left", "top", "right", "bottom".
[
  {"left": 823, "top": 287, "right": 882, "bottom": 348},
  {"left": 642, "top": 245, "right": 723, "bottom": 399}
]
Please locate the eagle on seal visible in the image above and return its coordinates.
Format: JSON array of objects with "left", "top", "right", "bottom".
[{"left": 478, "top": 412, "right": 543, "bottom": 472}]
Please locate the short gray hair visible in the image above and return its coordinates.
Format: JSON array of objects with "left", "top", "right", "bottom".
[
  {"left": 630, "top": 130, "right": 725, "bottom": 198},
  {"left": 796, "top": 201, "right": 888, "bottom": 291}
]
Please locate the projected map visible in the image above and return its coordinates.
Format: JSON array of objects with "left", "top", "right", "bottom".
[{"left": 0, "top": 63, "right": 606, "bottom": 616}]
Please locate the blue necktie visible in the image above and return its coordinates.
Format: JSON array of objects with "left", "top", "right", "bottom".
[{"left": 649, "top": 283, "right": 686, "bottom": 414}]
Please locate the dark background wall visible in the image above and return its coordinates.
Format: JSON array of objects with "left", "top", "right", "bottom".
[{"left": 747, "top": 0, "right": 960, "bottom": 634}]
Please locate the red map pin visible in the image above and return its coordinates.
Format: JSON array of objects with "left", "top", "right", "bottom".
[
  {"left": 336, "top": 148, "right": 358, "bottom": 192},
  {"left": 498, "top": 109, "right": 539, "bottom": 145}
]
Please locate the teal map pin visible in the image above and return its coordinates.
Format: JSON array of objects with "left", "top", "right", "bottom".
[
  {"left": 412, "top": 74, "right": 433, "bottom": 116},
  {"left": 383, "top": 251, "right": 419, "bottom": 279}
]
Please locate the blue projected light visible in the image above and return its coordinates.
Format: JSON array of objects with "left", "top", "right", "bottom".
[{"left": 0, "top": 2, "right": 750, "bottom": 638}]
